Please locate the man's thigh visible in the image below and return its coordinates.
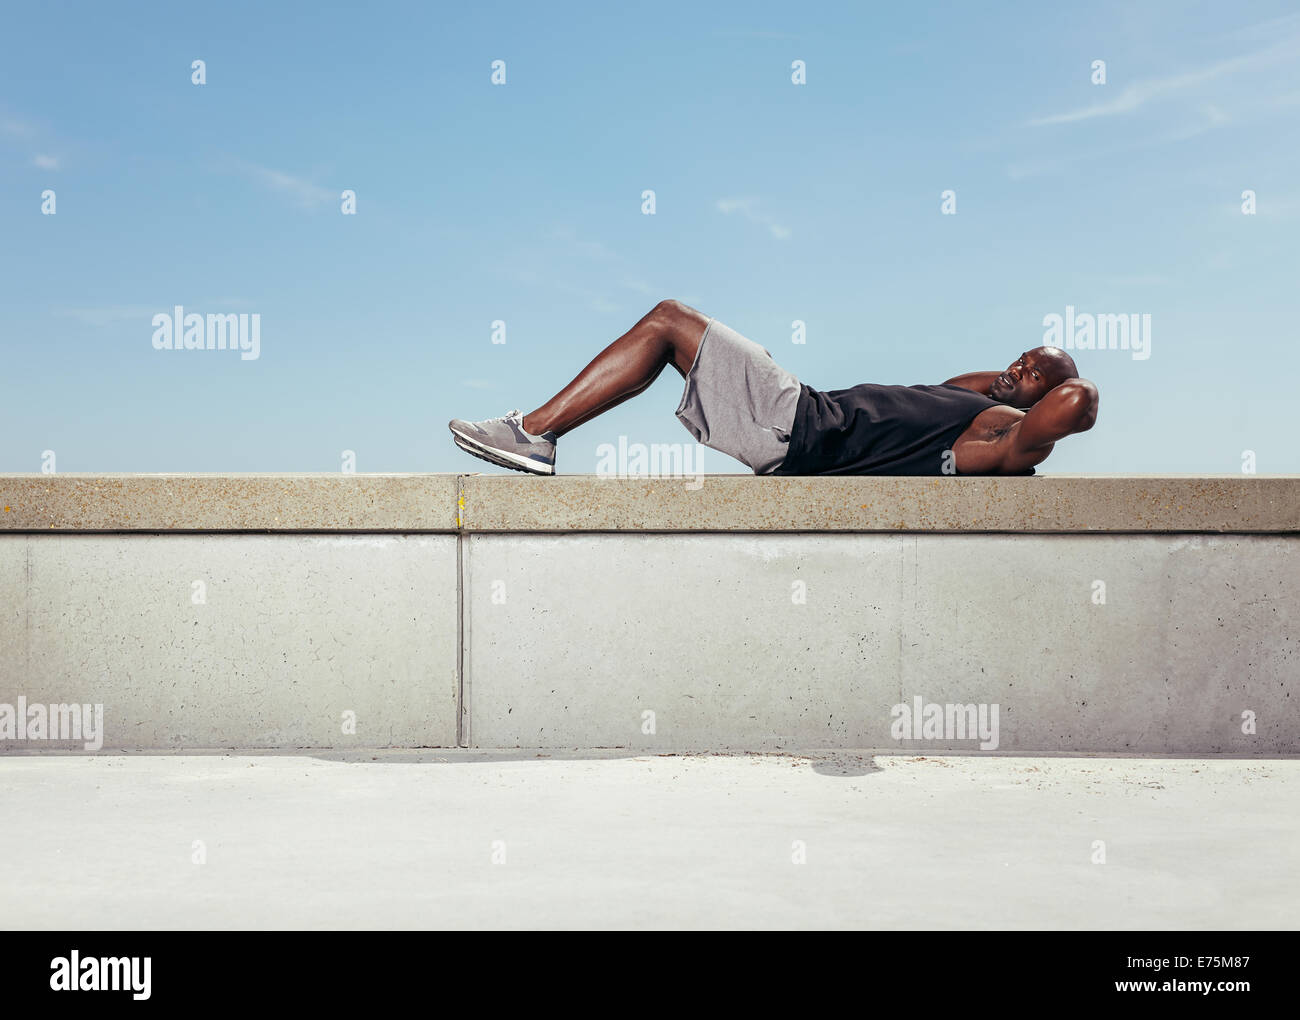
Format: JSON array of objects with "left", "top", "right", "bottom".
[{"left": 660, "top": 300, "right": 711, "bottom": 377}]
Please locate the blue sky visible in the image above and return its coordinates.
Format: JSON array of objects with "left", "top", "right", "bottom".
[{"left": 2, "top": 0, "right": 1297, "bottom": 474}]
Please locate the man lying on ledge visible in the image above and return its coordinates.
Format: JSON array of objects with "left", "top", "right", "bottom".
[{"left": 448, "top": 299, "right": 1099, "bottom": 476}]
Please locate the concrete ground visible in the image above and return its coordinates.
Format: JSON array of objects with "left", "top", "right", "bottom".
[{"left": 1, "top": 751, "right": 1295, "bottom": 930}]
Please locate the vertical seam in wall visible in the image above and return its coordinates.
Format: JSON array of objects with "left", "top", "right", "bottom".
[
  {"left": 897, "top": 535, "right": 907, "bottom": 726},
  {"left": 25, "top": 537, "right": 31, "bottom": 682},
  {"left": 456, "top": 475, "right": 469, "bottom": 748}
]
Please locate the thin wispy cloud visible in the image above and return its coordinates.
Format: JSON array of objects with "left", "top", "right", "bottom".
[
  {"left": 1158, "top": 103, "right": 1231, "bottom": 142},
  {"left": 54, "top": 299, "right": 255, "bottom": 327},
  {"left": 54, "top": 305, "right": 160, "bottom": 327},
  {"left": 550, "top": 230, "right": 664, "bottom": 296},
  {"left": 2, "top": 111, "right": 65, "bottom": 169},
  {"left": 1027, "top": 31, "right": 1300, "bottom": 127},
  {"left": 1225, "top": 12, "right": 1300, "bottom": 43},
  {"left": 550, "top": 225, "right": 618, "bottom": 261},
  {"left": 1, "top": 115, "right": 34, "bottom": 137},
  {"left": 1093, "top": 274, "right": 1175, "bottom": 287},
  {"left": 715, "top": 197, "right": 792, "bottom": 240},
  {"left": 1007, "top": 104, "right": 1225, "bottom": 178},
  {"left": 506, "top": 228, "right": 665, "bottom": 315},
  {"left": 620, "top": 278, "right": 659, "bottom": 297},
  {"left": 552, "top": 281, "right": 620, "bottom": 314},
  {"left": 712, "top": 30, "right": 802, "bottom": 41},
  {"left": 232, "top": 159, "right": 336, "bottom": 208},
  {"left": 514, "top": 269, "right": 624, "bottom": 315}
]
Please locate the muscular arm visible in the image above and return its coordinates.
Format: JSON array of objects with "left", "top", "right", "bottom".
[
  {"left": 1003, "top": 379, "right": 1099, "bottom": 470},
  {"left": 942, "top": 371, "right": 1000, "bottom": 395}
]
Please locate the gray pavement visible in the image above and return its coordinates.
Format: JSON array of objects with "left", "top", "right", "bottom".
[{"left": 1, "top": 751, "right": 1295, "bottom": 929}]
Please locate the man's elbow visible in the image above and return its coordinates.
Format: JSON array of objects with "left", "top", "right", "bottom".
[{"left": 1058, "top": 379, "right": 1099, "bottom": 432}]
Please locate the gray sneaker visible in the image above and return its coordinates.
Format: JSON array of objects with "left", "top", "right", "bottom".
[{"left": 448, "top": 409, "right": 557, "bottom": 475}]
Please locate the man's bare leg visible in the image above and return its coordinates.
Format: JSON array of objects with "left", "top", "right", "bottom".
[
  {"left": 521, "top": 299, "right": 710, "bottom": 438},
  {"left": 447, "top": 300, "right": 710, "bottom": 474}
]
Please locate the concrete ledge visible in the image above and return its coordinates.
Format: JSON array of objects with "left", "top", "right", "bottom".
[
  {"left": 2, "top": 473, "right": 1298, "bottom": 533},
  {"left": 0, "top": 474, "right": 460, "bottom": 532},
  {"left": 459, "top": 474, "right": 1300, "bottom": 533}
]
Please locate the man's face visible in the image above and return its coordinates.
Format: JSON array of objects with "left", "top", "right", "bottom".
[{"left": 989, "top": 349, "right": 1057, "bottom": 408}]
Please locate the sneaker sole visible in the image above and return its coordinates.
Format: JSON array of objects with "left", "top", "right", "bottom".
[
  {"left": 450, "top": 429, "right": 555, "bottom": 475},
  {"left": 451, "top": 435, "right": 518, "bottom": 472}
]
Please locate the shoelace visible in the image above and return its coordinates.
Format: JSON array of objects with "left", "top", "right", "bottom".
[{"left": 479, "top": 409, "right": 523, "bottom": 425}]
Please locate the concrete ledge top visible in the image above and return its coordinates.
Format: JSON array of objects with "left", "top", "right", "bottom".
[
  {"left": 1, "top": 473, "right": 1297, "bottom": 533},
  {"left": 0, "top": 474, "right": 462, "bottom": 532}
]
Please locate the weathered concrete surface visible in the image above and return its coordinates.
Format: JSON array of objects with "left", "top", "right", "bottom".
[
  {"left": 457, "top": 474, "right": 1300, "bottom": 532},
  {"left": 0, "top": 474, "right": 460, "bottom": 532},
  {"left": 0, "top": 535, "right": 458, "bottom": 749},
  {"left": 465, "top": 533, "right": 1297, "bottom": 752},
  {"left": 2, "top": 474, "right": 1297, "bottom": 534},
  {"left": 0, "top": 752, "right": 1294, "bottom": 930}
]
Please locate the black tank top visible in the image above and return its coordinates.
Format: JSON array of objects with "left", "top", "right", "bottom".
[{"left": 771, "top": 382, "right": 1035, "bottom": 476}]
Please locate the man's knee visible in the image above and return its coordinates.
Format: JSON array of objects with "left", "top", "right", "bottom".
[
  {"left": 651, "top": 300, "right": 708, "bottom": 374},
  {"left": 652, "top": 299, "right": 705, "bottom": 333}
]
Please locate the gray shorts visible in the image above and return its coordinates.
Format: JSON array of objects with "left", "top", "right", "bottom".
[{"left": 675, "top": 318, "right": 802, "bottom": 474}]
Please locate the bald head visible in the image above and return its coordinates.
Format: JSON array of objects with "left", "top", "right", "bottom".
[{"left": 1035, "top": 346, "right": 1078, "bottom": 387}]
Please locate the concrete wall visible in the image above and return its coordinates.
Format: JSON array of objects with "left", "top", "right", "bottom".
[
  {"left": 0, "top": 535, "right": 459, "bottom": 749},
  {"left": 464, "top": 533, "right": 1295, "bottom": 752},
  {"left": 1, "top": 474, "right": 1296, "bottom": 753}
]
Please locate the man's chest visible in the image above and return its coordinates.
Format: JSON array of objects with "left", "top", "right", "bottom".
[
  {"left": 951, "top": 405, "right": 1028, "bottom": 472},
  {"left": 962, "top": 404, "right": 1025, "bottom": 441}
]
